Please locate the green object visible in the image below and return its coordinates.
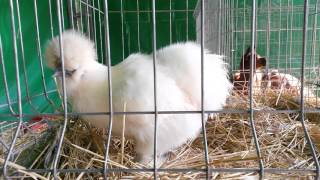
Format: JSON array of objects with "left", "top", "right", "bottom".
[
  {"left": 0, "top": 0, "right": 67, "bottom": 119},
  {"left": 0, "top": 0, "right": 197, "bottom": 118},
  {"left": 226, "top": 0, "right": 320, "bottom": 73}
]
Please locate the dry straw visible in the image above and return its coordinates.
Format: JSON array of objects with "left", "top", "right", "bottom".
[{"left": 1, "top": 89, "right": 319, "bottom": 179}]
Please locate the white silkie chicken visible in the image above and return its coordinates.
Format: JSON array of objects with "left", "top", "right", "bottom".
[{"left": 45, "top": 30, "right": 232, "bottom": 165}]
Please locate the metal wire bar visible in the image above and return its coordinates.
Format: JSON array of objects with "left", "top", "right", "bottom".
[
  {"left": 3, "top": 0, "right": 23, "bottom": 178},
  {"left": 61, "top": 0, "right": 65, "bottom": 29},
  {"left": 229, "top": 0, "right": 232, "bottom": 61},
  {"left": 284, "top": 0, "right": 290, "bottom": 74},
  {"left": 299, "top": 0, "right": 320, "bottom": 179},
  {"left": 0, "top": 89, "right": 57, "bottom": 110},
  {"left": 1, "top": 0, "right": 320, "bottom": 178},
  {"left": 97, "top": 0, "right": 104, "bottom": 64},
  {"left": 241, "top": 0, "right": 246, "bottom": 69},
  {"left": 79, "top": 0, "right": 84, "bottom": 32},
  {"left": 186, "top": 0, "right": 189, "bottom": 41},
  {"left": 311, "top": 0, "right": 319, "bottom": 69},
  {"left": 0, "top": 36, "right": 15, "bottom": 115},
  {"left": 218, "top": 0, "right": 221, "bottom": 54},
  {"left": 0, "top": 108, "right": 302, "bottom": 118},
  {"left": 136, "top": 0, "right": 141, "bottom": 51},
  {"left": 233, "top": 0, "right": 239, "bottom": 71},
  {"left": 68, "top": 0, "right": 75, "bottom": 29},
  {"left": 48, "top": 0, "right": 54, "bottom": 38},
  {"left": 200, "top": 0, "right": 210, "bottom": 179},
  {"left": 266, "top": 0, "right": 271, "bottom": 71},
  {"left": 226, "top": 0, "right": 230, "bottom": 58},
  {"left": 289, "top": 0, "right": 294, "bottom": 73},
  {"left": 3, "top": 108, "right": 320, "bottom": 118},
  {"left": 33, "top": 0, "right": 57, "bottom": 110},
  {"left": 21, "top": 167, "right": 318, "bottom": 174},
  {"left": 16, "top": 0, "right": 39, "bottom": 113},
  {"left": 80, "top": 0, "right": 104, "bottom": 14},
  {"left": 0, "top": 139, "right": 9, "bottom": 151},
  {"left": 96, "top": 0, "right": 105, "bottom": 64},
  {"left": 249, "top": 0, "right": 264, "bottom": 179},
  {"left": 85, "top": 0, "right": 90, "bottom": 38},
  {"left": 103, "top": 0, "right": 113, "bottom": 178},
  {"left": 108, "top": 9, "right": 194, "bottom": 14},
  {"left": 74, "top": 0, "right": 79, "bottom": 31},
  {"left": 151, "top": 0, "right": 158, "bottom": 178},
  {"left": 91, "top": 0, "right": 97, "bottom": 52},
  {"left": 120, "top": 0, "right": 125, "bottom": 60},
  {"left": 220, "top": 0, "right": 224, "bottom": 55},
  {"left": 230, "top": 0, "right": 235, "bottom": 70},
  {"left": 0, "top": 122, "right": 19, "bottom": 131},
  {"left": 224, "top": 0, "right": 228, "bottom": 57},
  {"left": 231, "top": 27, "right": 320, "bottom": 32},
  {"left": 52, "top": 0, "right": 69, "bottom": 179},
  {"left": 169, "top": 0, "right": 172, "bottom": 43},
  {"left": 277, "top": 0, "right": 282, "bottom": 70}
]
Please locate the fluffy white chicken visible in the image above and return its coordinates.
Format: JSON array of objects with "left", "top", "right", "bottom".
[{"left": 45, "top": 30, "right": 231, "bottom": 165}]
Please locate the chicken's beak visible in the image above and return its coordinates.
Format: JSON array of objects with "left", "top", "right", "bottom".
[{"left": 53, "top": 68, "right": 63, "bottom": 77}]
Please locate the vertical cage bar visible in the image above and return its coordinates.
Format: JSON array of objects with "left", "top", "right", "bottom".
[
  {"left": 169, "top": 0, "right": 172, "bottom": 43},
  {"left": 103, "top": 0, "right": 113, "bottom": 178},
  {"left": 186, "top": 0, "right": 189, "bottom": 41},
  {"left": 79, "top": 0, "right": 84, "bottom": 32},
  {"left": 242, "top": 0, "right": 246, "bottom": 64},
  {"left": 221, "top": 0, "right": 225, "bottom": 55},
  {"left": 74, "top": 0, "right": 80, "bottom": 31},
  {"left": 49, "top": 0, "right": 55, "bottom": 38},
  {"left": 234, "top": 0, "right": 239, "bottom": 71},
  {"left": 249, "top": 0, "right": 264, "bottom": 179},
  {"left": 136, "top": 0, "right": 141, "bottom": 51},
  {"left": 277, "top": 0, "right": 282, "bottom": 70},
  {"left": 311, "top": 0, "right": 319, "bottom": 70},
  {"left": 68, "top": 0, "right": 75, "bottom": 29},
  {"left": 200, "top": 0, "right": 210, "bottom": 179},
  {"left": 218, "top": 0, "right": 221, "bottom": 54},
  {"left": 3, "top": 0, "right": 23, "bottom": 178},
  {"left": 224, "top": 0, "right": 228, "bottom": 58},
  {"left": 52, "top": 0, "right": 69, "bottom": 179},
  {"left": 230, "top": 0, "right": 235, "bottom": 70},
  {"left": 266, "top": 0, "right": 271, "bottom": 70},
  {"left": 289, "top": 0, "right": 294, "bottom": 73},
  {"left": 16, "top": 0, "right": 38, "bottom": 113},
  {"left": 120, "top": 0, "right": 125, "bottom": 60},
  {"left": 97, "top": 0, "right": 104, "bottom": 63},
  {"left": 86, "top": 0, "right": 91, "bottom": 38},
  {"left": 92, "top": 0, "right": 97, "bottom": 49},
  {"left": 226, "top": 0, "right": 229, "bottom": 56},
  {"left": 284, "top": 0, "right": 289, "bottom": 74},
  {"left": 0, "top": 36, "right": 15, "bottom": 115},
  {"left": 33, "top": 0, "right": 57, "bottom": 109},
  {"left": 61, "top": 0, "right": 65, "bottom": 29},
  {"left": 151, "top": 0, "right": 158, "bottom": 178},
  {"left": 300, "top": 0, "right": 320, "bottom": 179},
  {"left": 229, "top": 0, "right": 232, "bottom": 62}
]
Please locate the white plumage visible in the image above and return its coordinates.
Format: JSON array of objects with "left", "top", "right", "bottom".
[{"left": 45, "top": 30, "right": 232, "bottom": 165}]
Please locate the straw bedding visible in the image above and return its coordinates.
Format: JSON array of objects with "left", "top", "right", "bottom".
[{"left": 1, "top": 89, "right": 319, "bottom": 179}]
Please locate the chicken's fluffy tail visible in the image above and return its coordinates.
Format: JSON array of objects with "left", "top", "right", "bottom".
[{"left": 156, "top": 42, "right": 232, "bottom": 110}]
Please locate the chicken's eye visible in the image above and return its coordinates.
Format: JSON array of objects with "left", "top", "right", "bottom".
[{"left": 65, "top": 69, "right": 77, "bottom": 77}]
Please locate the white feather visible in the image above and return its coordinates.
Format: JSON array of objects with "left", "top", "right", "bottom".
[{"left": 45, "top": 31, "right": 232, "bottom": 164}]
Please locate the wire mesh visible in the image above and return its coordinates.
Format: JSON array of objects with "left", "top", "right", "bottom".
[{"left": 0, "top": 0, "right": 320, "bottom": 179}]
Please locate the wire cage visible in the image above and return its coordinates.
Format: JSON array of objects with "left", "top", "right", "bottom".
[{"left": 1, "top": 0, "right": 320, "bottom": 179}]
